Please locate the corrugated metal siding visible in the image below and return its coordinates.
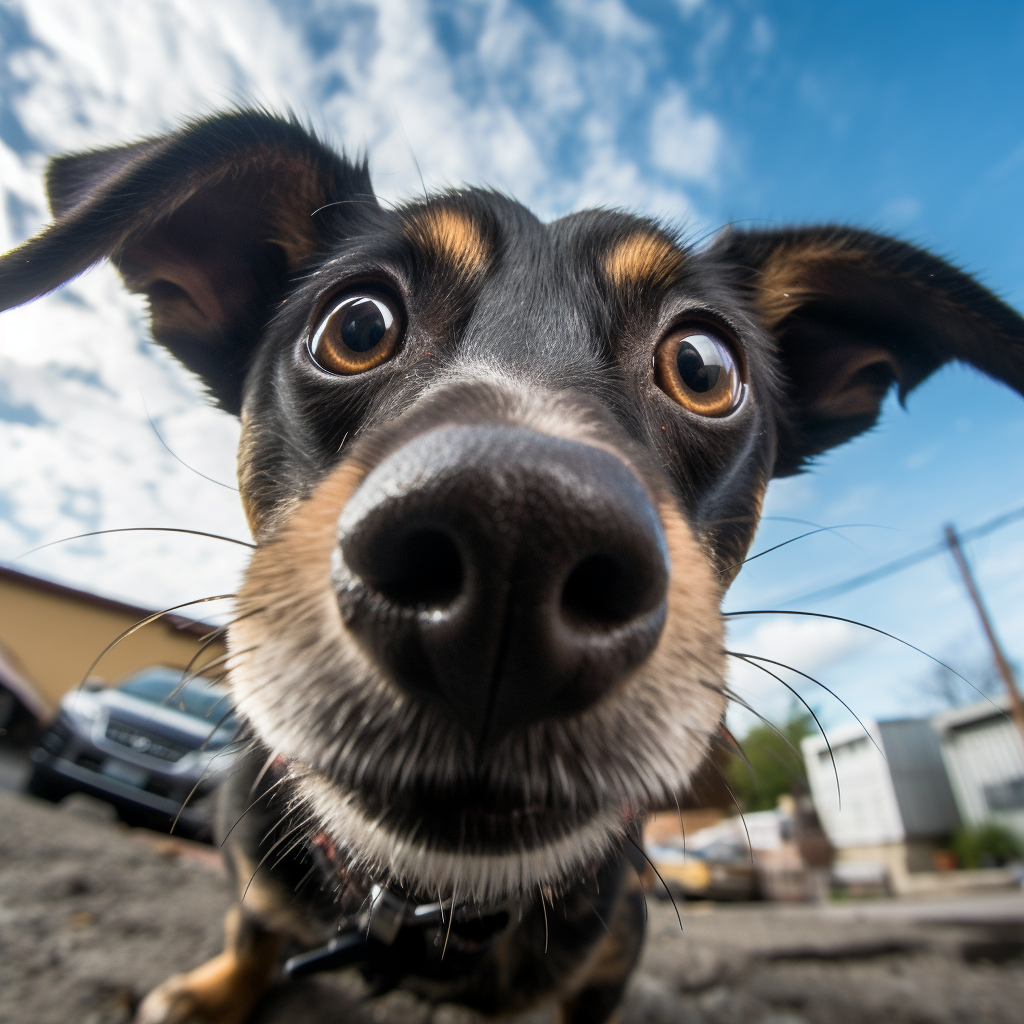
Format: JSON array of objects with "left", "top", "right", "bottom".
[
  {"left": 939, "top": 714, "right": 1024, "bottom": 841},
  {"left": 802, "top": 722, "right": 905, "bottom": 848},
  {"left": 878, "top": 720, "right": 961, "bottom": 837}
]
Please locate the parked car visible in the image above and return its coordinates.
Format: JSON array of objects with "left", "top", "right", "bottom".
[
  {"left": 646, "top": 840, "right": 759, "bottom": 901},
  {"left": 26, "top": 666, "right": 241, "bottom": 838}
]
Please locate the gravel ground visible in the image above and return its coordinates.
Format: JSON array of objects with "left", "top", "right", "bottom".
[{"left": 1, "top": 789, "right": 1023, "bottom": 1024}]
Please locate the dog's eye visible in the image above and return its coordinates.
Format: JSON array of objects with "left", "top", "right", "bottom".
[
  {"left": 655, "top": 327, "right": 744, "bottom": 416},
  {"left": 308, "top": 294, "right": 403, "bottom": 375}
]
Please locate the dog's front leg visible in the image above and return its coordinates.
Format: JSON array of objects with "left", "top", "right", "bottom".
[
  {"left": 557, "top": 861, "right": 647, "bottom": 1024},
  {"left": 136, "top": 747, "right": 331, "bottom": 1024},
  {"left": 135, "top": 904, "right": 281, "bottom": 1024}
]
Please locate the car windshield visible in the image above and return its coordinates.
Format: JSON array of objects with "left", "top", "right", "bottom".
[{"left": 118, "top": 670, "right": 238, "bottom": 740}]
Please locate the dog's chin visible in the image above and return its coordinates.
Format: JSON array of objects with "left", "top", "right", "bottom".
[{"left": 294, "top": 768, "right": 628, "bottom": 904}]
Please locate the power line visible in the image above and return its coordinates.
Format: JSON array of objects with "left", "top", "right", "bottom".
[{"left": 779, "top": 503, "right": 1024, "bottom": 606}]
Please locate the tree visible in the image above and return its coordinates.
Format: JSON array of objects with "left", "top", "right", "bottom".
[
  {"left": 726, "top": 706, "right": 815, "bottom": 812},
  {"left": 918, "top": 655, "right": 1005, "bottom": 711}
]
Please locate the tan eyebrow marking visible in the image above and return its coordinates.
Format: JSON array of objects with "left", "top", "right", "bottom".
[
  {"left": 604, "top": 233, "right": 685, "bottom": 291},
  {"left": 403, "top": 207, "right": 490, "bottom": 277}
]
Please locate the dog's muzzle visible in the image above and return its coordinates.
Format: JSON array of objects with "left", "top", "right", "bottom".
[{"left": 332, "top": 425, "right": 670, "bottom": 746}]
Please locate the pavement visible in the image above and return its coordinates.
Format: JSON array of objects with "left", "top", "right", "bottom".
[
  {"left": 1, "top": 787, "right": 1023, "bottom": 1024},
  {"left": 0, "top": 742, "right": 30, "bottom": 792}
]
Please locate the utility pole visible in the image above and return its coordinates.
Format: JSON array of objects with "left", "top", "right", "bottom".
[{"left": 944, "top": 524, "right": 1024, "bottom": 746}]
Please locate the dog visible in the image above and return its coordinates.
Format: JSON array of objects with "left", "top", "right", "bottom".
[{"left": 2, "top": 109, "right": 1023, "bottom": 1024}]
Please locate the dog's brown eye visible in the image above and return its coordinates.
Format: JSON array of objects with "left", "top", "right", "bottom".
[
  {"left": 655, "top": 327, "right": 744, "bottom": 416},
  {"left": 308, "top": 294, "right": 402, "bottom": 374}
]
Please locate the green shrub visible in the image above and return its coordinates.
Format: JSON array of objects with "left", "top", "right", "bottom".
[
  {"left": 726, "top": 707, "right": 814, "bottom": 812},
  {"left": 950, "top": 822, "right": 1023, "bottom": 868}
]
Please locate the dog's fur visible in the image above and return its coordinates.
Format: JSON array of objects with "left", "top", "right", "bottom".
[{"left": 3, "top": 110, "right": 1024, "bottom": 1024}]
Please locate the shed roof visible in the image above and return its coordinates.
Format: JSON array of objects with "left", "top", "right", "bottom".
[{"left": 931, "top": 695, "right": 1013, "bottom": 735}]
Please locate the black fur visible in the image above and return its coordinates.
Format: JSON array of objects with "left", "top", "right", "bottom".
[{"left": 2, "top": 109, "right": 1024, "bottom": 1024}]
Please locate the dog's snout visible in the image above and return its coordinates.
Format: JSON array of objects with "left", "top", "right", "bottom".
[{"left": 335, "top": 426, "right": 669, "bottom": 743}]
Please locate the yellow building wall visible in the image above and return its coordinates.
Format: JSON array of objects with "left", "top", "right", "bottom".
[{"left": 0, "top": 570, "right": 227, "bottom": 715}]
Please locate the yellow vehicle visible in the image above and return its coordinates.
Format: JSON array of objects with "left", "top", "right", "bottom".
[{"left": 646, "top": 843, "right": 758, "bottom": 901}]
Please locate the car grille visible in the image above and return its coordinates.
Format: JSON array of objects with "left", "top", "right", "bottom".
[{"left": 105, "top": 719, "right": 191, "bottom": 762}]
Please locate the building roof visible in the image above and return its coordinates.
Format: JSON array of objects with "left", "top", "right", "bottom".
[
  {"left": 931, "top": 694, "right": 1013, "bottom": 734},
  {"left": 0, "top": 563, "right": 218, "bottom": 639}
]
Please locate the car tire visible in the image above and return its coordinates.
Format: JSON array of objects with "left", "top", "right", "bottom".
[{"left": 25, "top": 765, "right": 67, "bottom": 803}]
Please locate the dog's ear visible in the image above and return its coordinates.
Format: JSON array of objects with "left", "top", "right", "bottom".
[
  {"left": 0, "top": 110, "right": 375, "bottom": 413},
  {"left": 708, "top": 226, "right": 1024, "bottom": 476}
]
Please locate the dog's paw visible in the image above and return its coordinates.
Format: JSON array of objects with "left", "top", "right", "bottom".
[{"left": 134, "top": 954, "right": 260, "bottom": 1024}]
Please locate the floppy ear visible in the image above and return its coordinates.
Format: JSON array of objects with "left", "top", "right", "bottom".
[
  {"left": 0, "top": 109, "right": 376, "bottom": 413},
  {"left": 708, "top": 226, "right": 1024, "bottom": 476}
]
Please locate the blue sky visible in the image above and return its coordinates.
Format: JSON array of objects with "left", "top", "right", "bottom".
[{"left": 1, "top": 0, "right": 1022, "bottom": 731}]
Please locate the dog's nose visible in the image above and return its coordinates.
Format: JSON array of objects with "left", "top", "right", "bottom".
[{"left": 335, "top": 426, "right": 669, "bottom": 744}]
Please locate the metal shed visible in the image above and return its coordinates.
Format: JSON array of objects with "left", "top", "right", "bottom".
[
  {"left": 932, "top": 697, "right": 1024, "bottom": 843},
  {"left": 802, "top": 718, "right": 961, "bottom": 850}
]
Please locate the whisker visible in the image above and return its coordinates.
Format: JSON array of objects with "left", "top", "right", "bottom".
[
  {"left": 671, "top": 791, "right": 687, "bottom": 861},
  {"left": 588, "top": 898, "right": 614, "bottom": 935},
  {"left": 78, "top": 594, "right": 235, "bottom": 687},
  {"left": 623, "top": 842, "right": 650, "bottom": 922},
  {"left": 441, "top": 881, "right": 458, "bottom": 959},
  {"left": 708, "top": 761, "right": 755, "bottom": 868},
  {"left": 17, "top": 527, "right": 255, "bottom": 560},
  {"left": 732, "top": 652, "right": 885, "bottom": 761},
  {"left": 540, "top": 886, "right": 549, "bottom": 954},
  {"left": 198, "top": 668, "right": 231, "bottom": 693},
  {"left": 249, "top": 748, "right": 283, "bottom": 799},
  {"left": 160, "top": 634, "right": 231, "bottom": 710},
  {"left": 717, "top": 523, "right": 886, "bottom": 576},
  {"left": 202, "top": 693, "right": 229, "bottom": 720},
  {"left": 727, "top": 652, "right": 840, "bottom": 808},
  {"left": 310, "top": 195, "right": 387, "bottom": 218},
  {"left": 717, "top": 685, "right": 803, "bottom": 761},
  {"left": 390, "top": 109, "right": 428, "bottom": 202},
  {"left": 625, "top": 835, "right": 682, "bottom": 931},
  {"left": 724, "top": 609, "right": 1007, "bottom": 716},
  {"left": 213, "top": 604, "right": 268, "bottom": 635},
  {"left": 166, "top": 644, "right": 257, "bottom": 712},
  {"left": 198, "top": 706, "right": 237, "bottom": 753},
  {"left": 294, "top": 862, "right": 320, "bottom": 894},
  {"left": 718, "top": 723, "right": 754, "bottom": 776},
  {"left": 242, "top": 815, "right": 315, "bottom": 903},
  {"left": 272, "top": 829, "right": 316, "bottom": 873},
  {"left": 169, "top": 747, "right": 233, "bottom": 834},
  {"left": 143, "top": 401, "right": 239, "bottom": 492},
  {"left": 180, "top": 624, "right": 228, "bottom": 670},
  {"left": 221, "top": 772, "right": 291, "bottom": 848}
]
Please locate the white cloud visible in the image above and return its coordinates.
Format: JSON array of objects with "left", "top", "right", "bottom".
[
  {"left": 649, "top": 85, "right": 722, "bottom": 182},
  {"left": 556, "top": 0, "right": 654, "bottom": 43},
  {"left": 731, "top": 616, "right": 868, "bottom": 675},
  {"left": 750, "top": 14, "right": 773, "bottom": 54},
  {"left": 823, "top": 481, "right": 884, "bottom": 521},
  {"left": 0, "top": 0, "right": 727, "bottom": 615},
  {"left": 724, "top": 615, "right": 870, "bottom": 730},
  {"left": 880, "top": 195, "right": 922, "bottom": 225},
  {"left": 761, "top": 475, "right": 816, "bottom": 516},
  {"left": 674, "top": 0, "right": 704, "bottom": 16}
]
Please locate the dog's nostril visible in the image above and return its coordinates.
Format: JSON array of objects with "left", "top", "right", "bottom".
[
  {"left": 337, "top": 426, "right": 671, "bottom": 739},
  {"left": 375, "top": 529, "right": 464, "bottom": 610},
  {"left": 561, "top": 554, "right": 644, "bottom": 628}
]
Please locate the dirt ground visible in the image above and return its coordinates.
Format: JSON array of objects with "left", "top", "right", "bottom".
[{"left": 1, "top": 789, "right": 1023, "bottom": 1024}]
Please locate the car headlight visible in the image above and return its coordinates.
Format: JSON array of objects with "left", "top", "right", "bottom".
[
  {"left": 184, "top": 746, "right": 238, "bottom": 776},
  {"left": 61, "top": 692, "right": 105, "bottom": 725}
]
